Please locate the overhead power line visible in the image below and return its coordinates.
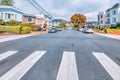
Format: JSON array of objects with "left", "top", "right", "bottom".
[{"left": 27, "top": 0, "right": 53, "bottom": 18}]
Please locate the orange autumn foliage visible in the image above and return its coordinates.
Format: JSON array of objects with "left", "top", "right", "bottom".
[{"left": 71, "top": 13, "right": 86, "bottom": 28}]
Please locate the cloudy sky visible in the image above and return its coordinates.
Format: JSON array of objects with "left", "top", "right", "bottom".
[{"left": 14, "top": 0, "right": 120, "bottom": 21}]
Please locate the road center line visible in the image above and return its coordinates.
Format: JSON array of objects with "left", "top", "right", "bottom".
[
  {"left": 56, "top": 51, "right": 79, "bottom": 80},
  {"left": 0, "top": 51, "right": 46, "bottom": 80},
  {"left": 0, "top": 51, "right": 18, "bottom": 61},
  {"left": 92, "top": 52, "right": 120, "bottom": 80}
]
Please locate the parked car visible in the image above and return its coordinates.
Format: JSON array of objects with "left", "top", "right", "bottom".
[
  {"left": 39, "top": 27, "right": 46, "bottom": 31},
  {"left": 56, "top": 28, "right": 62, "bottom": 31},
  {"left": 77, "top": 28, "right": 84, "bottom": 32},
  {"left": 82, "top": 26, "right": 94, "bottom": 33},
  {"left": 48, "top": 27, "right": 57, "bottom": 33}
]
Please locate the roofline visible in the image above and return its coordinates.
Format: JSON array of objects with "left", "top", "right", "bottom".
[
  {"left": 0, "top": 5, "right": 23, "bottom": 14},
  {"left": 23, "top": 14, "right": 36, "bottom": 18}
]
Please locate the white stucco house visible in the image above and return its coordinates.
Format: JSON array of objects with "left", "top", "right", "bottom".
[
  {"left": 0, "top": 6, "right": 23, "bottom": 22},
  {"left": 106, "top": 3, "right": 120, "bottom": 26}
]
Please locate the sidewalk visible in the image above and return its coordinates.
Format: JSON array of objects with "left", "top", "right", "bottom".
[
  {"left": 0, "top": 31, "right": 48, "bottom": 43},
  {"left": 95, "top": 32, "right": 120, "bottom": 40}
]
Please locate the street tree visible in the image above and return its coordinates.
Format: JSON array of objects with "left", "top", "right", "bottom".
[
  {"left": 59, "top": 22, "right": 66, "bottom": 28},
  {"left": 70, "top": 13, "right": 86, "bottom": 28},
  {"left": 0, "top": 0, "right": 14, "bottom": 6}
]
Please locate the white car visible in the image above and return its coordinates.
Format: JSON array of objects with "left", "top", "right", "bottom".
[{"left": 82, "top": 26, "right": 94, "bottom": 33}]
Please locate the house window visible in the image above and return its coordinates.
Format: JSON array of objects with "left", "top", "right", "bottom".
[
  {"left": 26, "top": 17, "right": 34, "bottom": 23},
  {"left": 101, "top": 20, "right": 103, "bottom": 24},
  {"left": 0, "top": 13, "right": 3, "bottom": 19},
  {"left": 8, "top": 14, "right": 11, "bottom": 19},
  {"left": 112, "top": 10, "right": 116, "bottom": 15},
  {"left": 107, "top": 13, "right": 110, "bottom": 17},
  {"left": 5, "top": 13, "right": 14, "bottom": 19},
  {"left": 112, "top": 18, "right": 116, "bottom": 23},
  {"left": 37, "top": 20, "right": 42, "bottom": 24},
  {"left": 107, "top": 19, "right": 110, "bottom": 24}
]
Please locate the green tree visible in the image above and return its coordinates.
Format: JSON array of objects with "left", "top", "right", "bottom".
[
  {"left": 71, "top": 13, "right": 86, "bottom": 28},
  {"left": 0, "top": 0, "right": 14, "bottom": 6},
  {"left": 59, "top": 22, "right": 66, "bottom": 28}
]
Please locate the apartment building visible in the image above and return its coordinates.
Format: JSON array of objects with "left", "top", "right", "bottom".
[{"left": 97, "top": 12, "right": 106, "bottom": 28}]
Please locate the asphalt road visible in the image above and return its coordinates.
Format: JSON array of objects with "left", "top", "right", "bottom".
[{"left": 0, "top": 29, "right": 120, "bottom": 80}]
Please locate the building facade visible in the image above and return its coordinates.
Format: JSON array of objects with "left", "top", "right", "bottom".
[
  {"left": 0, "top": 6, "right": 52, "bottom": 27},
  {"left": 22, "top": 14, "right": 36, "bottom": 24},
  {"left": 35, "top": 14, "right": 52, "bottom": 27},
  {"left": 98, "top": 12, "right": 106, "bottom": 28},
  {"left": 106, "top": 3, "right": 120, "bottom": 26},
  {"left": 0, "top": 6, "right": 23, "bottom": 22},
  {"left": 86, "top": 21, "right": 98, "bottom": 28}
]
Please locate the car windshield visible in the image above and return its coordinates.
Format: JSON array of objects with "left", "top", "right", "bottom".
[{"left": 86, "top": 26, "right": 93, "bottom": 28}]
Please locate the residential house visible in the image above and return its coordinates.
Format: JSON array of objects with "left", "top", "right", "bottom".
[
  {"left": 35, "top": 15, "right": 44, "bottom": 26},
  {"left": 35, "top": 14, "right": 52, "bottom": 27},
  {"left": 0, "top": 6, "right": 52, "bottom": 27},
  {"left": 52, "top": 19, "right": 65, "bottom": 27},
  {"left": 0, "top": 6, "right": 23, "bottom": 22},
  {"left": 106, "top": 3, "right": 120, "bottom": 26},
  {"left": 22, "top": 14, "right": 36, "bottom": 24},
  {"left": 44, "top": 14, "right": 52, "bottom": 27},
  {"left": 97, "top": 12, "right": 106, "bottom": 28},
  {"left": 86, "top": 21, "right": 98, "bottom": 28}
]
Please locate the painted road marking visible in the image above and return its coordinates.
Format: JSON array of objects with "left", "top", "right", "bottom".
[
  {"left": 56, "top": 51, "right": 79, "bottom": 80},
  {"left": 92, "top": 52, "right": 120, "bottom": 80},
  {"left": 0, "top": 51, "right": 46, "bottom": 80},
  {"left": 0, "top": 51, "right": 18, "bottom": 61}
]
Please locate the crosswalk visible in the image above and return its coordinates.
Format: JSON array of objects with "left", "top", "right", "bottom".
[
  {"left": 0, "top": 51, "right": 120, "bottom": 80},
  {"left": 0, "top": 51, "right": 18, "bottom": 61},
  {"left": 92, "top": 52, "right": 120, "bottom": 80}
]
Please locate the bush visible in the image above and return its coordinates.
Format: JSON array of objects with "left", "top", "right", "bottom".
[
  {"left": 9, "top": 19, "right": 20, "bottom": 26},
  {"left": 103, "top": 26, "right": 110, "bottom": 30},
  {"left": 0, "top": 19, "right": 6, "bottom": 25},
  {"left": 20, "top": 23, "right": 32, "bottom": 27},
  {"left": 94, "top": 28, "right": 100, "bottom": 32},
  {"left": 31, "top": 24, "right": 40, "bottom": 31},
  {"left": 105, "top": 29, "right": 120, "bottom": 33},
  {"left": 21, "top": 27, "right": 31, "bottom": 34},
  {"left": 0, "top": 26, "right": 31, "bottom": 34},
  {"left": 116, "top": 22, "right": 120, "bottom": 28},
  {"left": 117, "top": 27, "right": 120, "bottom": 29}
]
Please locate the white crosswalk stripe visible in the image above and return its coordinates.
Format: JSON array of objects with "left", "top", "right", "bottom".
[
  {"left": 0, "top": 51, "right": 46, "bottom": 80},
  {"left": 92, "top": 52, "right": 120, "bottom": 80},
  {"left": 1, "top": 51, "right": 120, "bottom": 80},
  {"left": 56, "top": 51, "right": 79, "bottom": 80},
  {"left": 0, "top": 51, "right": 18, "bottom": 61}
]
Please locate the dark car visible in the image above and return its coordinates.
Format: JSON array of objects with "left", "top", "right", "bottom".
[
  {"left": 39, "top": 27, "right": 46, "bottom": 31},
  {"left": 48, "top": 28, "right": 57, "bottom": 33}
]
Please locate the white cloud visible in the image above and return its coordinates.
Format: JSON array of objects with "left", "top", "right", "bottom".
[
  {"left": 85, "top": 11, "right": 98, "bottom": 21},
  {"left": 13, "top": 0, "right": 120, "bottom": 21}
]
